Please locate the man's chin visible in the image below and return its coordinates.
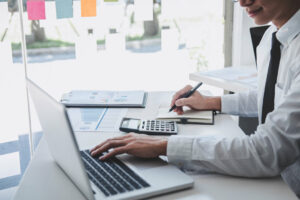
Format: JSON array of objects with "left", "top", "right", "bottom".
[{"left": 253, "top": 18, "right": 270, "bottom": 26}]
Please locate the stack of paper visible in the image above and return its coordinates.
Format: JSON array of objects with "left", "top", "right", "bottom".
[{"left": 61, "top": 90, "right": 147, "bottom": 108}]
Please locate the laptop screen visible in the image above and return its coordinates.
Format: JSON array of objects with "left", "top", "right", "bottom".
[{"left": 250, "top": 25, "right": 270, "bottom": 64}]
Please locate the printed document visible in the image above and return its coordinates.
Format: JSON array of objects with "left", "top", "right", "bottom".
[{"left": 61, "top": 90, "right": 147, "bottom": 107}]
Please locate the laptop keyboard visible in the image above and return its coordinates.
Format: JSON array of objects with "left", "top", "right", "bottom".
[{"left": 80, "top": 150, "right": 150, "bottom": 197}]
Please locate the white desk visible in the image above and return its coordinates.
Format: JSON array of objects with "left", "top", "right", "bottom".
[{"left": 14, "top": 92, "right": 297, "bottom": 200}]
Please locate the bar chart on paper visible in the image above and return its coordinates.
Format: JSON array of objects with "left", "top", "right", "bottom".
[{"left": 67, "top": 108, "right": 127, "bottom": 132}]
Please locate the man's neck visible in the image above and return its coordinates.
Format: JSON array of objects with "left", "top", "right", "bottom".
[{"left": 273, "top": 6, "right": 300, "bottom": 29}]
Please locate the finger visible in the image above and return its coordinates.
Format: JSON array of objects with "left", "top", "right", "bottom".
[
  {"left": 100, "top": 146, "right": 127, "bottom": 160},
  {"left": 171, "top": 90, "right": 187, "bottom": 105},
  {"left": 170, "top": 96, "right": 178, "bottom": 107},
  {"left": 90, "top": 141, "right": 106, "bottom": 153},
  {"left": 171, "top": 85, "right": 192, "bottom": 106},
  {"left": 174, "top": 107, "right": 183, "bottom": 114},
  {"left": 176, "top": 108, "right": 184, "bottom": 115},
  {"left": 91, "top": 139, "right": 126, "bottom": 156},
  {"left": 91, "top": 138, "right": 116, "bottom": 152},
  {"left": 91, "top": 134, "right": 137, "bottom": 155},
  {"left": 91, "top": 140, "right": 127, "bottom": 157},
  {"left": 90, "top": 134, "right": 130, "bottom": 152},
  {"left": 175, "top": 98, "right": 192, "bottom": 107}
]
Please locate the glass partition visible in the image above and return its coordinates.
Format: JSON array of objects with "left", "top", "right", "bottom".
[{"left": 0, "top": 0, "right": 31, "bottom": 198}]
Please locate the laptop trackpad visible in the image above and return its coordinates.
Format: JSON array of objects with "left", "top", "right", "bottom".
[{"left": 118, "top": 154, "right": 168, "bottom": 171}]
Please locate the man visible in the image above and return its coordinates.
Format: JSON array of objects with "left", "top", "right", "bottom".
[{"left": 91, "top": 0, "right": 300, "bottom": 196}]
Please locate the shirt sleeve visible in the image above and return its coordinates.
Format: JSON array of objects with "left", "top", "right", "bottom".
[
  {"left": 221, "top": 90, "right": 258, "bottom": 117},
  {"left": 167, "top": 72, "right": 300, "bottom": 177}
]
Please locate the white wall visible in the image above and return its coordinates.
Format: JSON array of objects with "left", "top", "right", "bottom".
[{"left": 232, "top": 4, "right": 257, "bottom": 67}]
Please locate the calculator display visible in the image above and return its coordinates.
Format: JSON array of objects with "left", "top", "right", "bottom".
[
  {"left": 127, "top": 119, "right": 140, "bottom": 129},
  {"left": 121, "top": 119, "right": 140, "bottom": 129}
]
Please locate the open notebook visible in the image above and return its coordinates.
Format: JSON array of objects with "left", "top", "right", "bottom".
[{"left": 156, "top": 107, "right": 214, "bottom": 125}]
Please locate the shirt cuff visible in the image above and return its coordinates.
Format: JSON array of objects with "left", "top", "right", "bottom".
[
  {"left": 221, "top": 94, "right": 239, "bottom": 114},
  {"left": 167, "top": 136, "right": 194, "bottom": 162}
]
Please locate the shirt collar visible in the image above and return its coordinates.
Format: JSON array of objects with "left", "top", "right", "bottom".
[{"left": 275, "top": 9, "right": 300, "bottom": 46}]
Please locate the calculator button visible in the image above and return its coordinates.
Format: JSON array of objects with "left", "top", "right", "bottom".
[{"left": 138, "top": 120, "right": 177, "bottom": 135}]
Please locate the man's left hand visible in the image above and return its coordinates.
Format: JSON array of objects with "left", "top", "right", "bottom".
[{"left": 90, "top": 133, "right": 168, "bottom": 160}]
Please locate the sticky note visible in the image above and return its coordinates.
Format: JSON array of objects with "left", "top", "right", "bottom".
[
  {"left": 55, "top": 0, "right": 73, "bottom": 19},
  {"left": 134, "top": 0, "right": 153, "bottom": 21},
  {"left": 27, "top": 0, "right": 46, "bottom": 20},
  {"left": 81, "top": 0, "right": 96, "bottom": 17}
]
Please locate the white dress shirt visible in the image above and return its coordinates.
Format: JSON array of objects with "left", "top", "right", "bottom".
[{"left": 167, "top": 9, "right": 300, "bottom": 181}]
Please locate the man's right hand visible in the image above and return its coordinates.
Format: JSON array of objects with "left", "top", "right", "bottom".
[{"left": 170, "top": 85, "right": 222, "bottom": 115}]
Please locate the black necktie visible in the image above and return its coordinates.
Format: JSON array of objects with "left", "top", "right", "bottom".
[{"left": 261, "top": 32, "right": 281, "bottom": 124}]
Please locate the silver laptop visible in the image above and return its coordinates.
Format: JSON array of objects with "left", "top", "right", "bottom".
[{"left": 27, "top": 78, "right": 194, "bottom": 200}]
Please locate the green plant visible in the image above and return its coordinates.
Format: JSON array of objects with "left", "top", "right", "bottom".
[{"left": 12, "top": 39, "right": 74, "bottom": 50}]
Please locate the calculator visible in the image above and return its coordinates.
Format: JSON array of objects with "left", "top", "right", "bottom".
[{"left": 119, "top": 118, "right": 178, "bottom": 135}]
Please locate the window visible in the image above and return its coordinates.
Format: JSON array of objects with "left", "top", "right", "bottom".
[
  {"left": 0, "top": 0, "right": 224, "bottom": 197},
  {"left": 232, "top": 4, "right": 256, "bottom": 67},
  {"left": 0, "top": 1, "right": 31, "bottom": 198}
]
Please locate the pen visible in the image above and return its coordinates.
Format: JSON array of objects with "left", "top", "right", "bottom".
[{"left": 169, "top": 82, "right": 203, "bottom": 112}]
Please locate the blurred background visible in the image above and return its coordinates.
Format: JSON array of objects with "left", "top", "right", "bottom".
[{"left": 0, "top": 0, "right": 224, "bottom": 198}]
